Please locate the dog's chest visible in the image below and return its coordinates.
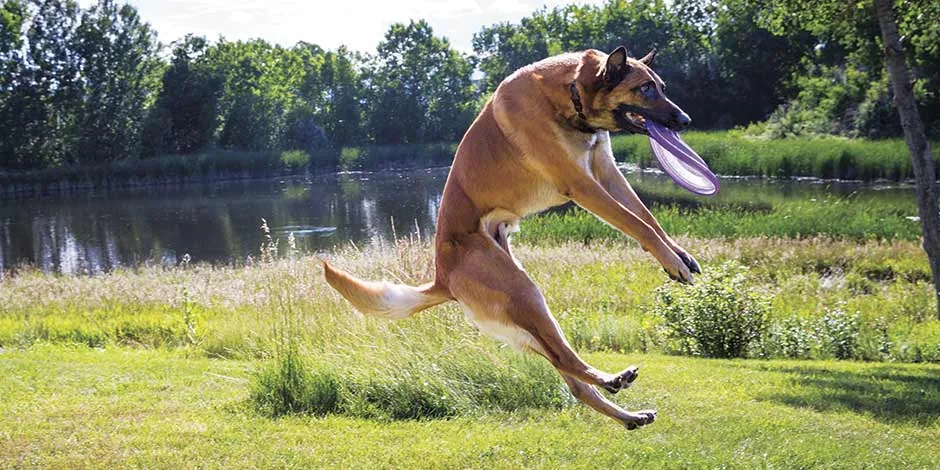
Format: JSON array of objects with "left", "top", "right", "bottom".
[{"left": 514, "top": 181, "right": 569, "bottom": 217}]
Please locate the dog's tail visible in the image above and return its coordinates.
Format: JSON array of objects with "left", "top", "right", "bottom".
[{"left": 322, "top": 261, "right": 450, "bottom": 319}]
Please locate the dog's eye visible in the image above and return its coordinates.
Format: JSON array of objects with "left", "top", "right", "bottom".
[{"left": 639, "top": 82, "right": 656, "bottom": 97}]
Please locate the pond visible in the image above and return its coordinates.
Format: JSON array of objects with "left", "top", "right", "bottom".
[{"left": 0, "top": 166, "right": 918, "bottom": 274}]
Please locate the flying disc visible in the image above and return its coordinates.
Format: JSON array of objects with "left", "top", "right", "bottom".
[{"left": 647, "top": 120, "right": 719, "bottom": 196}]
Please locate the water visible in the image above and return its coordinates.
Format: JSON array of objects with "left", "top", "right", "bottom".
[{"left": 0, "top": 166, "right": 917, "bottom": 274}]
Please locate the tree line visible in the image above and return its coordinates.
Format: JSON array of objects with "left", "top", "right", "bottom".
[{"left": 1, "top": 0, "right": 937, "bottom": 171}]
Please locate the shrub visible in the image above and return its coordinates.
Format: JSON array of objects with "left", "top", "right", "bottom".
[
  {"left": 279, "top": 150, "right": 311, "bottom": 171},
  {"left": 654, "top": 262, "right": 769, "bottom": 358},
  {"left": 816, "top": 306, "right": 861, "bottom": 360},
  {"left": 762, "top": 317, "right": 816, "bottom": 359}
]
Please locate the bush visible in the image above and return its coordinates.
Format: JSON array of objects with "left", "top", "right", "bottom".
[
  {"left": 817, "top": 306, "right": 861, "bottom": 360},
  {"left": 762, "top": 317, "right": 815, "bottom": 359},
  {"left": 279, "top": 150, "right": 311, "bottom": 171},
  {"left": 654, "top": 262, "right": 769, "bottom": 358}
]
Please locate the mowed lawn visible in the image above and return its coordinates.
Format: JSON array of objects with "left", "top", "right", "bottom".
[{"left": 2, "top": 346, "right": 938, "bottom": 469}]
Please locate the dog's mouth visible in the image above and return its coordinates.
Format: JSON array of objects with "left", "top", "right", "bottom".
[
  {"left": 619, "top": 111, "right": 648, "bottom": 134},
  {"left": 614, "top": 106, "right": 651, "bottom": 134}
]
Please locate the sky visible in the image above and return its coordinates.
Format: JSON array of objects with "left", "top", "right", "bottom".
[{"left": 93, "top": 0, "right": 607, "bottom": 54}]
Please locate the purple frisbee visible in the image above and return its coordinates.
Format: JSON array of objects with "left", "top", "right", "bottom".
[{"left": 647, "top": 120, "right": 719, "bottom": 196}]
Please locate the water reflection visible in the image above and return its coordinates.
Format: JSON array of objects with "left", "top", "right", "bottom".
[
  {"left": 0, "top": 166, "right": 916, "bottom": 274},
  {"left": 0, "top": 168, "right": 448, "bottom": 274}
]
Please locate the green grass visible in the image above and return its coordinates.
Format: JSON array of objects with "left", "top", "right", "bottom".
[
  {"left": 521, "top": 177, "right": 921, "bottom": 242},
  {"left": 1, "top": 237, "right": 938, "bottom": 466},
  {"left": 611, "top": 131, "right": 940, "bottom": 181},
  {"left": 1, "top": 346, "right": 938, "bottom": 468},
  {"left": 521, "top": 201, "right": 921, "bottom": 242}
]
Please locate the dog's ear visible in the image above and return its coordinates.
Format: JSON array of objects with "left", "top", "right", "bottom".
[
  {"left": 640, "top": 49, "right": 657, "bottom": 67},
  {"left": 603, "top": 46, "right": 630, "bottom": 86}
]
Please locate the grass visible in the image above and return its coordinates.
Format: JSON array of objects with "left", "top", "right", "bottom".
[
  {"left": 1, "top": 235, "right": 938, "bottom": 466},
  {"left": 1, "top": 238, "right": 936, "bottom": 362},
  {"left": 1, "top": 346, "right": 938, "bottom": 468},
  {"left": 522, "top": 177, "right": 921, "bottom": 242},
  {"left": 611, "top": 131, "right": 940, "bottom": 181},
  {"left": 521, "top": 200, "right": 921, "bottom": 242}
]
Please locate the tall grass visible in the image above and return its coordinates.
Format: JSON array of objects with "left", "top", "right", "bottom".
[
  {"left": 1, "top": 236, "right": 936, "bottom": 365},
  {"left": 611, "top": 131, "right": 940, "bottom": 181},
  {"left": 246, "top": 248, "right": 569, "bottom": 419},
  {"left": 0, "top": 142, "right": 457, "bottom": 198},
  {"left": 339, "top": 142, "right": 457, "bottom": 170}
]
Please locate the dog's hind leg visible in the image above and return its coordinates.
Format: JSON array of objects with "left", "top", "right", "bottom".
[
  {"left": 448, "top": 233, "right": 655, "bottom": 428},
  {"left": 562, "top": 375, "right": 656, "bottom": 430}
]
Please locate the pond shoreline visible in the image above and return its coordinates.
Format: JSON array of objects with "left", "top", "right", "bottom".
[
  {"left": 1, "top": 161, "right": 923, "bottom": 202},
  {"left": 2, "top": 132, "right": 937, "bottom": 200}
]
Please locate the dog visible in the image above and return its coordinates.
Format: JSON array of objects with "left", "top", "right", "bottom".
[{"left": 324, "top": 46, "right": 700, "bottom": 429}]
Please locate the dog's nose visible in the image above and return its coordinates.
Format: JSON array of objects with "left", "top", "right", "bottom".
[{"left": 675, "top": 112, "right": 691, "bottom": 129}]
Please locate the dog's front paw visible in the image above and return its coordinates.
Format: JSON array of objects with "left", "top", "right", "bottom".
[
  {"left": 661, "top": 250, "right": 693, "bottom": 285},
  {"left": 675, "top": 248, "right": 701, "bottom": 274},
  {"left": 623, "top": 410, "right": 657, "bottom": 430},
  {"left": 602, "top": 365, "right": 639, "bottom": 394}
]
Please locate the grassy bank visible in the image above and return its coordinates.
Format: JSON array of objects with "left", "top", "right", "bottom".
[
  {"left": 3, "top": 132, "right": 938, "bottom": 197},
  {"left": 522, "top": 197, "right": 921, "bottom": 242},
  {"left": 526, "top": 174, "right": 920, "bottom": 242},
  {"left": 0, "top": 143, "right": 457, "bottom": 198},
  {"left": 612, "top": 132, "right": 940, "bottom": 181},
  {"left": 2, "top": 346, "right": 938, "bottom": 468}
]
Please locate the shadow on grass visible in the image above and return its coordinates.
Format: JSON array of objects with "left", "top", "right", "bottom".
[{"left": 752, "top": 363, "right": 940, "bottom": 426}]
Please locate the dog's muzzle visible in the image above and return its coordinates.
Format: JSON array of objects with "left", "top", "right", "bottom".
[{"left": 615, "top": 105, "right": 691, "bottom": 133}]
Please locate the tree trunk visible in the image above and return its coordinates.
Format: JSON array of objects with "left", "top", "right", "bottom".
[{"left": 874, "top": 0, "right": 940, "bottom": 319}]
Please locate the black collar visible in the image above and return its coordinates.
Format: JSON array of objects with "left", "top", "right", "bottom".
[{"left": 568, "top": 82, "right": 597, "bottom": 134}]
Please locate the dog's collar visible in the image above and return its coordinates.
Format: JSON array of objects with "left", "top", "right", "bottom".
[{"left": 568, "top": 82, "right": 597, "bottom": 134}]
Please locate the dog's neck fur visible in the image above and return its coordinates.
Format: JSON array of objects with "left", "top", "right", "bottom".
[{"left": 568, "top": 82, "right": 598, "bottom": 134}]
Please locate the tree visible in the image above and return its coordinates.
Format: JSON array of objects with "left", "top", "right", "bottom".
[
  {"left": 208, "top": 39, "right": 300, "bottom": 151},
  {"left": 367, "top": 20, "right": 477, "bottom": 144},
  {"left": 141, "top": 35, "right": 222, "bottom": 156},
  {"left": 762, "top": 0, "right": 940, "bottom": 319},
  {"left": 320, "top": 47, "right": 363, "bottom": 147},
  {"left": 874, "top": 0, "right": 940, "bottom": 319},
  {"left": 0, "top": 0, "right": 83, "bottom": 169},
  {"left": 74, "top": 0, "right": 161, "bottom": 163}
]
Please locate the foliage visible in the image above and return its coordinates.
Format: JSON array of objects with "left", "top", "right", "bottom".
[
  {"left": 3, "top": 0, "right": 940, "bottom": 174},
  {"left": 816, "top": 306, "right": 861, "bottom": 360},
  {"left": 141, "top": 35, "right": 222, "bottom": 156},
  {"left": 279, "top": 150, "right": 311, "bottom": 171},
  {"left": 365, "top": 20, "right": 478, "bottom": 145},
  {"left": 756, "top": 0, "right": 940, "bottom": 137},
  {"left": 654, "top": 262, "right": 769, "bottom": 358}
]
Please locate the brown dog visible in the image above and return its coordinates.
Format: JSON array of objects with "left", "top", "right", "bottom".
[{"left": 324, "top": 46, "right": 701, "bottom": 429}]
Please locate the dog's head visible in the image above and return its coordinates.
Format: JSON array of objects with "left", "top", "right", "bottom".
[{"left": 579, "top": 46, "right": 691, "bottom": 134}]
